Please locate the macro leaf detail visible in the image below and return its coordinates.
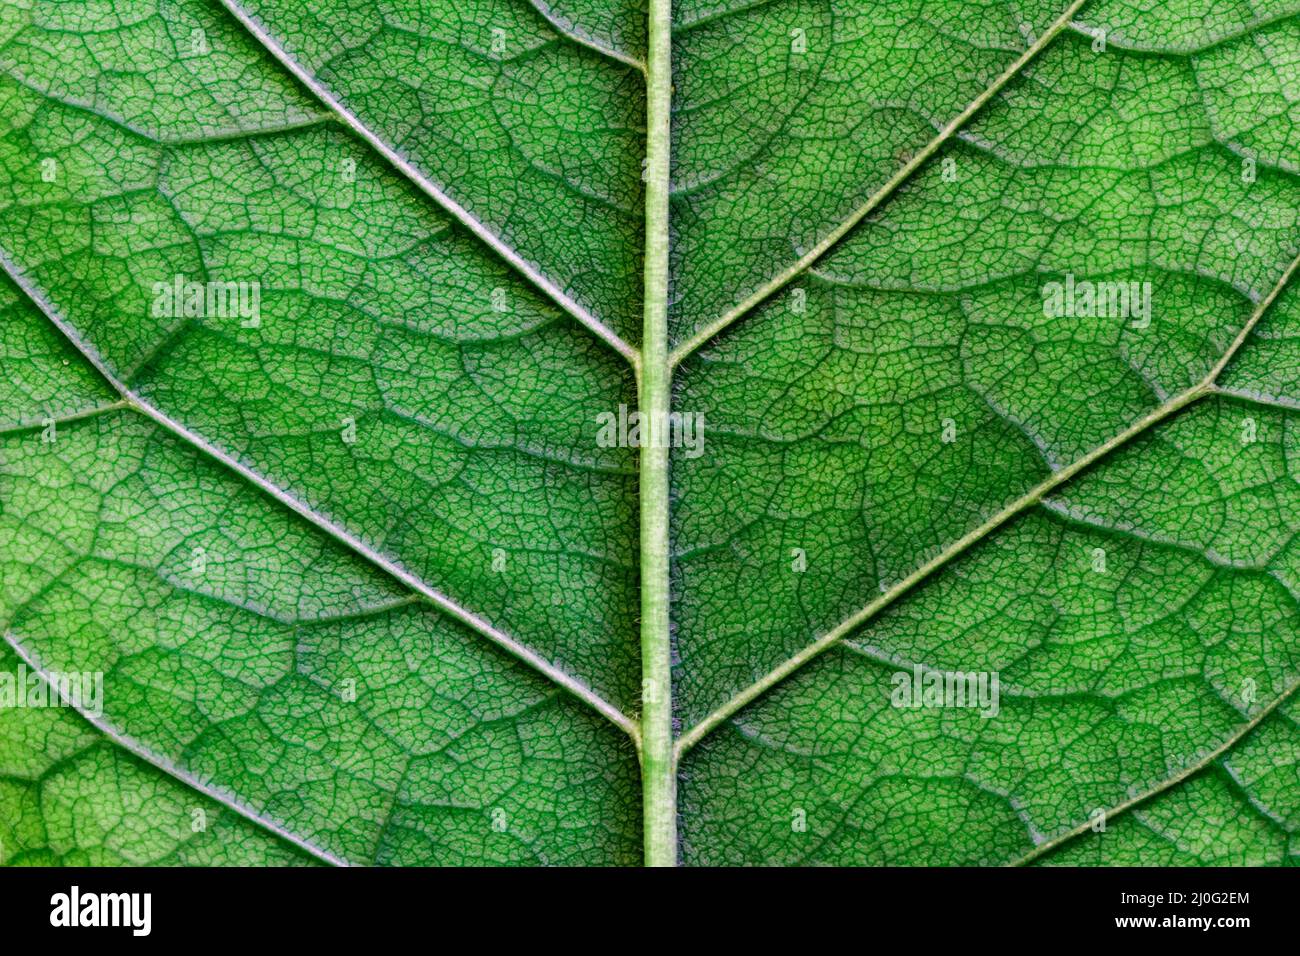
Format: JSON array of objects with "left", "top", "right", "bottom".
[{"left": 2, "top": 0, "right": 1300, "bottom": 867}]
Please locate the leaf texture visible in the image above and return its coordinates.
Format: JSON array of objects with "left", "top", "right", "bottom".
[{"left": 2, "top": 0, "right": 1300, "bottom": 867}]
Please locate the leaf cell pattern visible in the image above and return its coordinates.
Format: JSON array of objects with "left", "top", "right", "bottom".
[{"left": 2, "top": 0, "right": 1300, "bottom": 866}]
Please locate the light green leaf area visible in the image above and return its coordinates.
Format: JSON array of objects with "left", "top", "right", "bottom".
[
  {"left": 674, "top": 12, "right": 1300, "bottom": 723},
  {"left": 0, "top": 277, "right": 639, "bottom": 865},
  {"left": 674, "top": 0, "right": 1300, "bottom": 863},
  {"left": 3, "top": 0, "right": 1300, "bottom": 867},
  {"left": 0, "top": 637, "right": 319, "bottom": 866},
  {"left": 680, "top": 397, "right": 1300, "bottom": 863},
  {"left": 0, "top": 0, "right": 642, "bottom": 712}
]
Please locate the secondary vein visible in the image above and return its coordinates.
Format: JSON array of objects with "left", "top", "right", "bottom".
[
  {"left": 0, "top": 248, "right": 640, "bottom": 743},
  {"left": 216, "top": 0, "right": 641, "bottom": 367},
  {"left": 1010, "top": 666, "right": 1300, "bottom": 865},
  {"left": 676, "top": 240, "right": 1300, "bottom": 757},
  {"left": 667, "top": 0, "right": 1093, "bottom": 370},
  {"left": 522, "top": 0, "right": 648, "bottom": 73},
  {"left": 2, "top": 630, "right": 348, "bottom": 867}
]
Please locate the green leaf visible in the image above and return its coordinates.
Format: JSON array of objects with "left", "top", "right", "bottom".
[
  {"left": 0, "top": 637, "right": 321, "bottom": 866},
  {"left": 2, "top": 0, "right": 1300, "bottom": 867}
]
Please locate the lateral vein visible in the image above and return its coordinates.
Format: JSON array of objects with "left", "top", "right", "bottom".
[
  {"left": 1010, "top": 668, "right": 1300, "bottom": 865},
  {"left": 2, "top": 630, "right": 347, "bottom": 867},
  {"left": 0, "top": 249, "right": 639, "bottom": 742},
  {"left": 675, "top": 240, "right": 1300, "bottom": 756},
  {"left": 0, "top": 401, "right": 131, "bottom": 436},
  {"left": 216, "top": 0, "right": 640, "bottom": 367},
  {"left": 667, "top": 0, "right": 1092, "bottom": 369},
  {"left": 523, "top": 0, "right": 648, "bottom": 73}
]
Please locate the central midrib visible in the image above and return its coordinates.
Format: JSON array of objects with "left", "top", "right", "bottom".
[
  {"left": 214, "top": 0, "right": 1107, "bottom": 866},
  {"left": 637, "top": 0, "right": 678, "bottom": 869}
]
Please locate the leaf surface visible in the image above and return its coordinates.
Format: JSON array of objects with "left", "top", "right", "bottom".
[{"left": 2, "top": 0, "right": 1300, "bottom": 867}]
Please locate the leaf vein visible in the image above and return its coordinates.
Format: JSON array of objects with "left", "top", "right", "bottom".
[
  {"left": 216, "top": 0, "right": 640, "bottom": 367},
  {"left": 676, "top": 239, "right": 1300, "bottom": 756},
  {"left": 0, "top": 248, "right": 640, "bottom": 742},
  {"left": 667, "top": 0, "right": 1093, "bottom": 368}
]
